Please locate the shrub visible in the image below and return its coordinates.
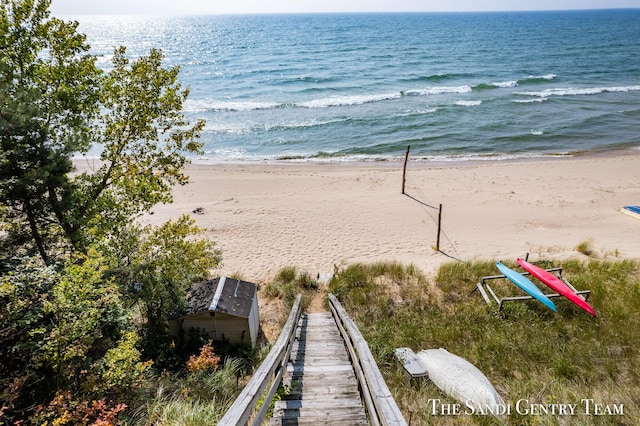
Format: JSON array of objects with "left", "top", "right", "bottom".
[{"left": 186, "top": 341, "right": 221, "bottom": 373}]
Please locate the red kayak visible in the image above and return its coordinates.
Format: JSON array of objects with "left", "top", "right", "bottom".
[{"left": 517, "top": 258, "right": 596, "bottom": 317}]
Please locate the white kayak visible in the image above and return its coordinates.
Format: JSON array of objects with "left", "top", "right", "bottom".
[{"left": 417, "top": 348, "right": 502, "bottom": 412}]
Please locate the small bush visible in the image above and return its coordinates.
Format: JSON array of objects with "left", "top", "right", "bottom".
[
  {"left": 186, "top": 341, "right": 221, "bottom": 373},
  {"left": 576, "top": 238, "right": 595, "bottom": 256},
  {"left": 264, "top": 266, "right": 319, "bottom": 306},
  {"left": 275, "top": 266, "right": 297, "bottom": 283}
]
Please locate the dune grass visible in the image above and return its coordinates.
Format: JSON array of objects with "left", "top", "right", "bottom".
[
  {"left": 328, "top": 259, "right": 640, "bottom": 425},
  {"left": 263, "top": 265, "right": 319, "bottom": 311},
  {"left": 124, "top": 357, "right": 245, "bottom": 425}
]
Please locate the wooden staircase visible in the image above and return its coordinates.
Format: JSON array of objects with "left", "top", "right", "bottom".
[{"left": 270, "top": 312, "right": 369, "bottom": 425}]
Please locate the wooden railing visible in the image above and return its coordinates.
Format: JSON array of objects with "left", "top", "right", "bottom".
[
  {"left": 329, "top": 294, "right": 407, "bottom": 426},
  {"left": 218, "top": 294, "right": 302, "bottom": 426},
  {"left": 218, "top": 293, "right": 407, "bottom": 425}
]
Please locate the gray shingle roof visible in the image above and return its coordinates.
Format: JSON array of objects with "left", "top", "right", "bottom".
[{"left": 180, "top": 276, "right": 257, "bottom": 318}]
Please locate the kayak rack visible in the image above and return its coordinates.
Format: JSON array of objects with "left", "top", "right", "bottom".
[{"left": 476, "top": 267, "right": 591, "bottom": 312}]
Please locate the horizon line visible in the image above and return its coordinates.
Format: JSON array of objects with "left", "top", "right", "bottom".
[{"left": 53, "top": 7, "right": 640, "bottom": 17}]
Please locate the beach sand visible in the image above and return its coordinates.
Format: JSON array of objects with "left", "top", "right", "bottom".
[{"left": 133, "top": 152, "right": 640, "bottom": 284}]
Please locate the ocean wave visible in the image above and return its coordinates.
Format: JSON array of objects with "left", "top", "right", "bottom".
[
  {"left": 455, "top": 100, "right": 482, "bottom": 107},
  {"left": 203, "top": 123, "right": 252, "bottom": 134},
  {"left": 297, "top": 92, "right": 400, "bottom": 108},
  {"left": 473, "top": 75, "right": 555, "bottom": 90},
  {"left": 400, "top": 73, "right": 474, "bottom": 83},
  {"left": 515, "top": 85, "right": 640, "bottom": 98},
  {"left": 184, "top": 99, "right": 284, "bottom": 112},
  {"left": 402, "top": 85, "right": 473, "bottom": 96},
  {"left": 395, "top": 107, "right": 440, "bottom": 117},
  {"left": 418, "top": 152, "right": 569, "bottom": 163},
  {"left": 511, "top": 98, "right": 548, "bottom": 103},
  {"left": 184, "top": 83, "right": 639, "bottom": 113},
  {"left": 518, "top": 74, "right": 557, "bottom": 84},
  {"left": 187, "top": 85, "right": 474, "bottom": 112},
  {"left": 473, "top": 81, "right": 518, "bottom": 90},
  {"left": 204, "top": 117, "right": 351, "bottom": 134},
  {"left": 191, "top": 150, "right": 573, "bottom": 164}
]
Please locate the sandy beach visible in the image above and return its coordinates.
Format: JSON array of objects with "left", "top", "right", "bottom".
[{"left": 136, "top": 152, "right": 640, "bottom": 284}]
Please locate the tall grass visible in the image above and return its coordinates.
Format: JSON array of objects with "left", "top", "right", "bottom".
[
  {"left": 125, "top": 358, "right": 244, "bottom": 425},
  {"left": 330, "top": 259, "right": 640, "bottom": 425},
  {"left": 263, "top": 265, "right": 319, "bottom": 310}
]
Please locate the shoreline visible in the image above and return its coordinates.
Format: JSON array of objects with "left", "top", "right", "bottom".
[
  {"left": 132, "top": 151, "right": 640, "bottom": 284},
  {"left": 77, "top": 145, "right": 640, "bottom": 170}
]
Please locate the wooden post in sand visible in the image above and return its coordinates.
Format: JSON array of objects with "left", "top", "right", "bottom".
[
  {"left": 401, "top": 145, "right": 410, "bottom": 194},
  {"left": 436, "top": 204, "right": 443, "bottom": 252}
]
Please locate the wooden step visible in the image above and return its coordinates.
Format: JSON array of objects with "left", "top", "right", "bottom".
[{"left": 271, "top": 313, "right": 368, "bottom": 425}]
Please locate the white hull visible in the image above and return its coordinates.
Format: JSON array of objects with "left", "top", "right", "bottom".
[{"left": 417, "top": 348, "right": 502, "bottom": 412}]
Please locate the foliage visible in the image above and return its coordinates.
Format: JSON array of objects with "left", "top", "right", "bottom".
[
  {"left": 0, "top": 257, "right": 57, "bottom": 421},
  {"left": 0, "top": 0, "right": 205, "bottom": 264},
  {"left": 76, "top": 46, "right": 206, "bottom": 247},
  {"left": 105, "top": 216, "right": 221, "bottom": 357},
  {"left": 0, "top": 254, "right": 149, "bottom": 423},
  {"left": 186, "top": 341, "right": 221, "bottom": 373},
  {"left": 0, "top": 1, "right": 219, "bottom": 423},
  {"left": 0, "top": 0, "right": 101, "bottom": 262},
  {"left": 32, "top": 391, "right": 127, "bottom": 426},
  {"left": 38, "top": 253, "right": 127, "bottom": 375},
  {"left": 333, "top": 259, "right": 640, "bottom": 425},
  {"left": 84, "top": 331, "right": 153, "bottom": 399}
]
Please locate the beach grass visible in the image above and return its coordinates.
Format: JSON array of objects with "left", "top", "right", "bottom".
[
  {"left": 128, "top": 357, "right": 244, "bottom": 425},
  {"left": 263, "top": 265, "right": 319, "bottom": 311},
  {"left": 329, "top": 259, "right": 640, "bottom": 425}
]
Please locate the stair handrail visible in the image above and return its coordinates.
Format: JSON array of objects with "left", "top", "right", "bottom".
[
  {"left": 218, "top": 293, "right": 302, "bottom": 426},
  {"left": 329, "top": 293, "right": 408, "bottom": 426}
]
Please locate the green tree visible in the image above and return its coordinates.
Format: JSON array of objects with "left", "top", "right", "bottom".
[
  {"left": 0, "top": 0, "right": 206, "bottom": 263},
  {"left": 105, "top": 216, "right": 221, "bottom": 356},
  {"left": 1, "top": 1, "right": 220, "bottom": 423},
  {"left": 0, "top": 0, "right": 101, "bottom": 263},
  {"left": 0, "top": 257, "right": 57, "bottom": 420},
  {"left": 0, "top": 254, "right": 144, "bottom": 423}
]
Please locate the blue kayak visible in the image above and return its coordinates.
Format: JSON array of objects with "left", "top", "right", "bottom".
[{"left": 496, "top": 262, "right": 557, "bottom": 312}]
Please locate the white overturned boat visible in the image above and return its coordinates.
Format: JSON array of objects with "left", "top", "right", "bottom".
[
  {"left": 417, "top": 348, "right": 503, "bottom": 413},
  {"left": 395, "top": 347, "right": 503, "bottom": 412}
]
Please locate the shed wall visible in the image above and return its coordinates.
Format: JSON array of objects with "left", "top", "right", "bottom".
[{"left": 175, "top": 312, "right": 254, "bottom": 347}]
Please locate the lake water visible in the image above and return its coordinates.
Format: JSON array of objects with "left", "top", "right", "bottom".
[{"left": 76, "top": 9, "right": 640, "bottom": 162}]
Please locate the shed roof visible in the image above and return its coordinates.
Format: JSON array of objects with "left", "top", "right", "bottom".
[{"left": 180, "top": 276, "right": 257, "bottom": 318}]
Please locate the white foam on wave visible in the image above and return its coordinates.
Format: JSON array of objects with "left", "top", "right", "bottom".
[
  {"left": 424, "top": 152, "right": 569, "bottom": 163},
  {"left": 512, "top": 98, "right": 547, "bottom": 103},
  {"left": 516, "top": 85, "right": 640, "bottom": 98},
  {"left": 184, "top": 99, "right": 282, "bottom": 112},
  {"left": 190, "top": 150, "right": 576, "bottom": 164},
  {"left": 404, "top": 85, "right": 473, "bottom": 96},
  {"left": 203, "top": 123, "right": 251, "bottom": 134},
  {"left": 455, "top": 100, "right": 482, "bottom": 107},
  {"left": 526, "top": 74, "right": 557, "bottom": 80},
  {"left": 204, "top": 117, "right": 350, "bottom": 134},
  {"left": 396, "top": 107, "right": 440, "bottom": 117},
  {"left": 298, "top": 92, "right": 400, "bottom": 108},
  {"left": 492, "top": 80, "right": 518, "bottom": 88},
  {"left": 530, "top": 129, "right": 544, "bottom": 135},
  {"left": 264, "top": 117, "right": 350, "bottom": 131}
]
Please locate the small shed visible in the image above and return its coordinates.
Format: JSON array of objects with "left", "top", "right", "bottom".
[{"left": 170, "top": 276, "right": 260, "bottom": 347}]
